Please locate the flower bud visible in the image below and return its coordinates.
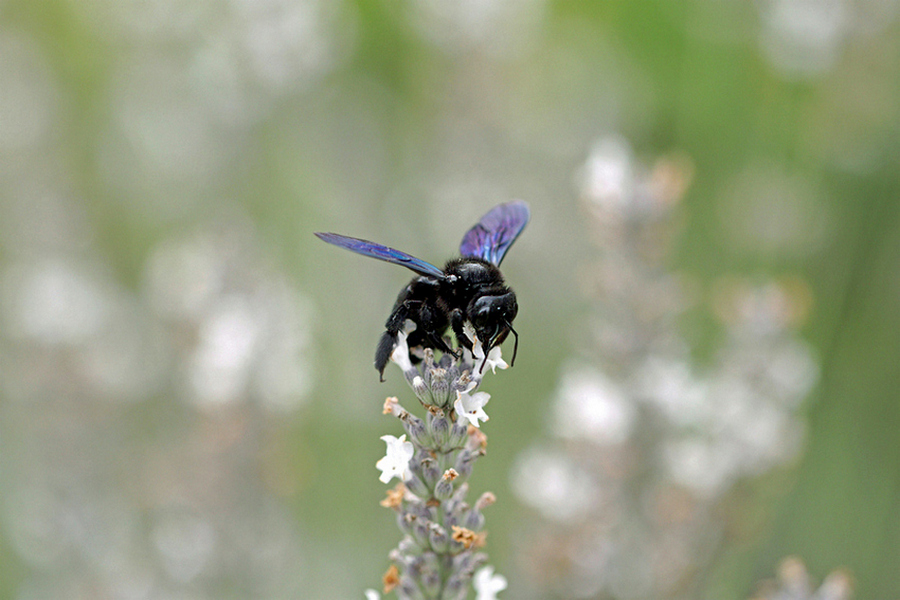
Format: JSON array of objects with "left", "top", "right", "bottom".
[
  {"left": 411, "top": 375, "right": 431, "bottom": 403},
  {"left": 418, "top": 502, "right": 437, "bottom": 523},
  {"left": 429, "top": 369, "right": 451, "bottom": 408},
  {"left": 475, "top": 491, "right": 496, "bottom": 511},
  {"left": 419, "top": 457, "right": 440, "bottom": 487},
  {"left": 429, "top": 412, "right": 451, "bottom": 448},
  {"left": 419, "top": 552, "right": 442, "bottom": 596},
  {"left": 443, "top": 504, "right": 465, "bottom": 531},
  {"left": 433, "top": 478, "right": 454, "bottom": 502},
  {"left": 453, "top": 550, "right": 487, "bottom": 576},
  {"left": 405, "top": 554, "right": 424, "bottom": 579},
  {"left": 397, "top": 512, "right": 413, "bottom": 537},
  {"left": 421, "top": 551, "right": 440, "bottom": 571},
  {"left": 399, "top": 575, "right": 425, "bottom": 600},
  {"left": 456, "top": 371, "right": 473, "bottom": 394},
  {"left": 402, "top": 413, "right": 430, "bottom": 447},
  {"left": 404, "top": 473, "right": 429, "bottom": 497},
  {"left": 442, "top": 496, "right": 461, "bottom": 517},
  {"left": 423, "top": 347, "right": 436, "bottom": 369},
  {"left": 434, "top": 468, "right": 458, "bottom": 501},
  {"left": 452, "top": 482, "right": 470, "bottom": 502},
  {"left": 420, "top": 563, "right": 441, "bottom": 598},
  {"left": 464, "top": 508, "right": 485, "bottom": 531},
  {"left": 399, "top": 512, "right": 428, "bottom": 546},
  {"left": 454, "top": 449, "right": 480, "bottom": 479},
  {"left": 411, "top": 518, "right": 430, "bottom": 549},
  {"left": 441, "top": 574, "right": 467, "bottom": 600},
  {"left": 448, "top": 421, "right": 469, "bottom": 448},
  {"left": 397, "top": 537, "right": 418, "bottom": 555},
  {"left": 427, "top": 522, "right": 449, "bottom": 554},
  {"left": 382, "top": 396, "right": 405, "bottom": 417},
  {"left": 422, "top": 355, "right": 436, "bottom": 386},
  {"left": 402, "top": 361, "right": 420, "bottom": 383}
]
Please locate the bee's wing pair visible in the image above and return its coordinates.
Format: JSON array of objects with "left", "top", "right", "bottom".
[{"left": 315, "top": 200, "right": 530, "bottom": 276}]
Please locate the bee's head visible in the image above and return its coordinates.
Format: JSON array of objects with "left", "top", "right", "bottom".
[{"left": 469, "top": 291, "right": 519, "bottom": 368}]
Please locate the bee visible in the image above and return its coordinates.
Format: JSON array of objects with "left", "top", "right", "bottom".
[{"left": 316, "top": 201, "right": 530, "bottom": 380}]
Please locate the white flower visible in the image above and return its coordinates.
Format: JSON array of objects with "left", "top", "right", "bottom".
[
  {"left": 478, "top": 345, "right": 508, "bottom": 374},
  {"left": 364, "top": 590, "right": 380, "bottom": 600},
  {"left": 463, "top": 321, "right": 508, "bottom": 374},
  {"left": 375, "top": 434, "right": 414, "bottom": 484},
  {"left": 473, "top": 565, "right": 508, "bottom": 600},
  {"left": 553, "top": 365, "right": 635, "bottom": 444},
  {"left": 454, "top": 389, "right": 490, "bottom": 428},
  {"left": 389, "top": 320, "right": 416, "bottom": 372}
]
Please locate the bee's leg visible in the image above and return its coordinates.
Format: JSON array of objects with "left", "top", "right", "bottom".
[
  {"left": 377, "top": 296, "right": 432, "bottom": 380},
  {"left": 449, "top": 309, "right": 471, "bottom": 356},
  {"left": 415, "top": 303, "right": 455, "bottom": 358},
  {"left": 374, "top": 331, "right": 396, "bottom": 382},
  {"left": 425, "top": 330, "right": 455, "bottom": 357},
  {"left": 376, "top": 302, "right": 414, "bottom": 381}
]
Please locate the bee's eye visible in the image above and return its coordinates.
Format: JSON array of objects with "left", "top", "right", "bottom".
[{"left": 471, "top": 296, "right": 496, "bottom": 326}]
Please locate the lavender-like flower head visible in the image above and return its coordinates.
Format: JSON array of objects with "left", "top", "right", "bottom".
[{"left": 372, "top": 322, "right": 507, "bottom": 599}]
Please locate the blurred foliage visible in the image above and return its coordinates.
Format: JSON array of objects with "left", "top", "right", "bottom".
[{"left": 1, "top": 0, "right": 899, "bottom": 598}]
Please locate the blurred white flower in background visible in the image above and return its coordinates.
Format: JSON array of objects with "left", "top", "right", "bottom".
[
  {"left": 553, "top": 364, "right": 635, "bottom": 445},
  {"left": 581, "top": 135, "right": 635, "bottom": 215},
  {"left": 407, "top": 0, "right": 546, "bottom": 58},
  {"left": 512, "top": 447, "right": 599, "bottom": 524},
  {"left": 759, "top": 0, "right": 848, "bottom": 78},
  {"left": 753, "top": 556, "right": 853, "bottom": 600},
  {"left": 94, "top": 0, "right": 354, "bottom": 221},
  {"left": 0, "top": 212, "right": 316, "bottom": 597},
  {"left": 145, "top": 228, "right": 315, "bottom": 412},
  {"left": 0, "top": 32, "right": 57, "bottom": 154},
  {"left": 512, "top": 135, "right": 821, "bottom": 599}
]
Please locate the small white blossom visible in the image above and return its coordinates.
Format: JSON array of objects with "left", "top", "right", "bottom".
[
  {"left": 473, "top": 565, "right": 508, "bottom": 600},
  {"left": 463, "top": 321, "right": 509, "bottom": 374},
  {"left": 364, "top": 590, "right": 380, "bottom": 600},
  {"left": 389, "top": 321, "right": 416, "bottom": 372},
  {"left": 376, "top": 434, "right": 414, "bottom": 484},
  {"left": 454, "top": 389, "right": 490, "bottom": 428},
  {"left": 478, "top": 345, "right": 508, "bottom": 374}
]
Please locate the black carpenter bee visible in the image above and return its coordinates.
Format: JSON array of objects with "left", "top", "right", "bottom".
[{"left": 315, "top": 201, "right": 530, "bottom": 380}]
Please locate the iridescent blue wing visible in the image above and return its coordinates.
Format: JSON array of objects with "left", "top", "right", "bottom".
[
  {"left": 315, "top": 232, "right": 446, "bottom": 279},
  {"left": 459, "top": 200, "right": 530, "bottom": 266}
]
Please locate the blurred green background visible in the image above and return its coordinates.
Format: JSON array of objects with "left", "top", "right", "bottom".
[{"left": 1, "top": 0, "right": 899, "bottom": 598}]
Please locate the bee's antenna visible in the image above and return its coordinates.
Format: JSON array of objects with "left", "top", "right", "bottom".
[
  {"left": 478, "top": 336, "right": 492, "bottom": 374},
  {"left": 507, "top": 322, "right": 518, "bottom": 367}
]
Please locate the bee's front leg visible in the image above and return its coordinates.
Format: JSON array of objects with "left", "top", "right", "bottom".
[
  {"left": 449, "top": 309, "right": 471, "bottom": 357},
  {"left": 416, "top": 303, "right": 455, "bottom": 359}
]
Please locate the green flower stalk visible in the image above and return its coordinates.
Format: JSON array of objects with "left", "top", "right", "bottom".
[{"left": 368, "top": 327, "right": 508, "bottom": 600}]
